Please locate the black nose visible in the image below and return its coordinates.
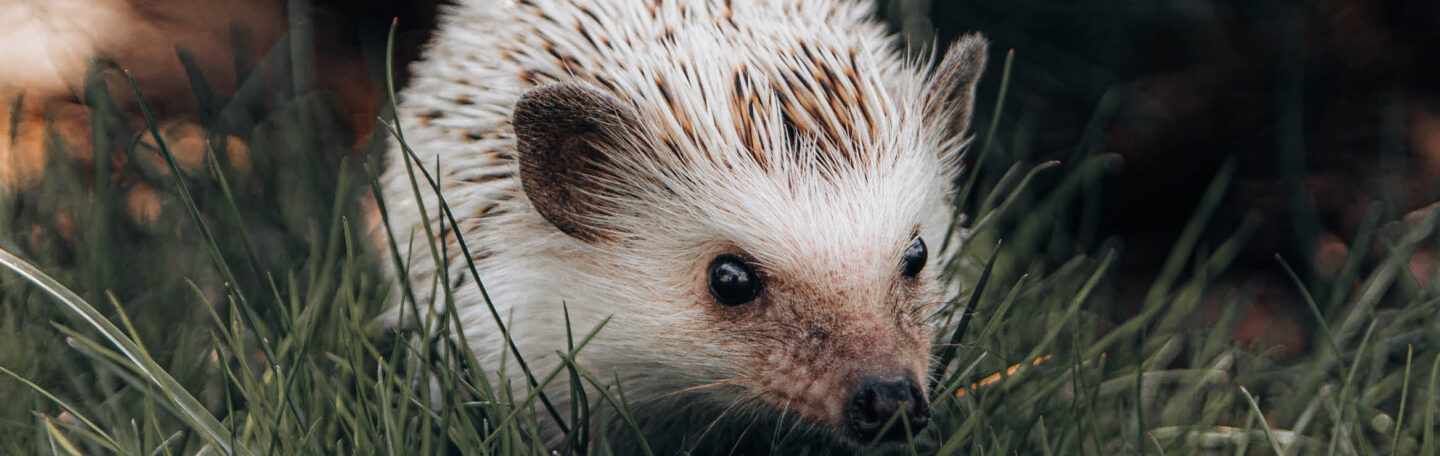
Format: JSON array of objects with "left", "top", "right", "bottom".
[{"left": 848, "top": 376, "right": 930, "bottom": 442}]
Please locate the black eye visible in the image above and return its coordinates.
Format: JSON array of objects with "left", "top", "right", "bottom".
[
  {"left": 900, "top": 238, "right": 927, "bottom": 278},
  {"left": 709, "top": 256, "right": 761, "bottom": 305}
]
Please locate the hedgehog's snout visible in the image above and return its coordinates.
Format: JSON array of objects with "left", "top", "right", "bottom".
[{"left": 847, "top": 374, "right": 930, "bottom": 442}]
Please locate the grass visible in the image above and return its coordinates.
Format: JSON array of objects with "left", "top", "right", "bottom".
[{"left": 2, "top": 16, "right": 1438, "bottom": 456}]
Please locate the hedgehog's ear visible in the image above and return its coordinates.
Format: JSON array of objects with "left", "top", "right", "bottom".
[
  {"left": 513, "top": 83, "right": 640, "bottom": 243},
  {"left": 927, "top": 33, "right": 989, "bottom": 143}
]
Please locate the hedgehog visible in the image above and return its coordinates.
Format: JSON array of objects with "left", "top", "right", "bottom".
[{"left": 378, "top": 0, "right": 987, "bottom": 450}]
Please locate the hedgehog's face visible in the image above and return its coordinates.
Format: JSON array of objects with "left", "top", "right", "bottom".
[
  {"left": 681, "top": 231, "right": 939, "bottom": 443},
  {"left": 510, "top": 36, "right": 987, "bottom": 444}
]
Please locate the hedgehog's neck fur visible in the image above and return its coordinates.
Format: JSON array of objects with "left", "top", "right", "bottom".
[{"left": 380, "top": 0, "right": 982, "bottom": 449}]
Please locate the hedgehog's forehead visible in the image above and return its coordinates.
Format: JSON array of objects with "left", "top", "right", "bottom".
[
  {"left": 675, "top": 155, "right": 941, "bottom": 279},
  {"left": 612, "top": 38, "right": 944, "bottom": 274},
  {"left": 549, "top": 0, "right": 948, "bottom": 267}
]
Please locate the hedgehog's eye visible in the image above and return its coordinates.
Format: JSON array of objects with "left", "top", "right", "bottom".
[
  {"left": 900, "top": 238, "right": 927, "bottom": 278},
  {"left": 709, "top": 256, "right": 760, "bottom": 305}
]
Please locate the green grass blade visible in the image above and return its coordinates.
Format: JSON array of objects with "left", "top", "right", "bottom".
[
  {"left": 932, "top": 240, "right": 1001, "bottom": 389},
  {"left": 1421, "top": 352, "right": 1439, "bottom": 454},
  {"left": 1239, "top": 386, "right": 1286, "bottom": 455},
  {"left": 0, "top": 248, "right": 245, "bottom": 455},
  {"left": 0, "top": 366, "right": 122, "bottom": 453},
  {"left": 1391, "top": 345, "right": 1412, "bottom": 453}
]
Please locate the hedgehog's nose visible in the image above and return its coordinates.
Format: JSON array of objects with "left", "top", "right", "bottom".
[{"left": 848, "top": 376, "right": 930, "bottom": 442}]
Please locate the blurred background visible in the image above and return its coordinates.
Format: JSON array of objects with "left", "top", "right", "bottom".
[
  {"left": 3, "top": 0, "right": 1440, "bottom": 452},
  {"left": 916, "top": 0, "right": 1440, "bottom": 360},
  {"left": 2, "top": 0, "right": 1438, "bottom": 421}
]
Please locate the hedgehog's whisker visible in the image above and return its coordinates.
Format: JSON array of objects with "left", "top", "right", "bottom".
[
  {"left": 933, "top": 317, "right": 968, "bottom": 330},
  {"left": 690, "top": 393, "right": 759, "bottom": 454},
  {"left": 655, "top": 377, "right": 756, "bottom": 400},
  {"left": 778, "top": 398, "right": 811, "bottom": 445},
  {"left": 932, "top": 342, "right": 974, "bottom": 348},
  {"left": 727, "top": 407, "right": 764, "bottom": 456},
  {"left": 770, "top": 398, "right": 793, "bottom": 444},
  {"left": 923, "top": 300, "right": 964, "bottom": 318}
]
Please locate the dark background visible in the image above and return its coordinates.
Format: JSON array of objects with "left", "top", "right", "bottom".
[{"left": 918, "top": 0, "right": 1440, "bottom": 357}]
